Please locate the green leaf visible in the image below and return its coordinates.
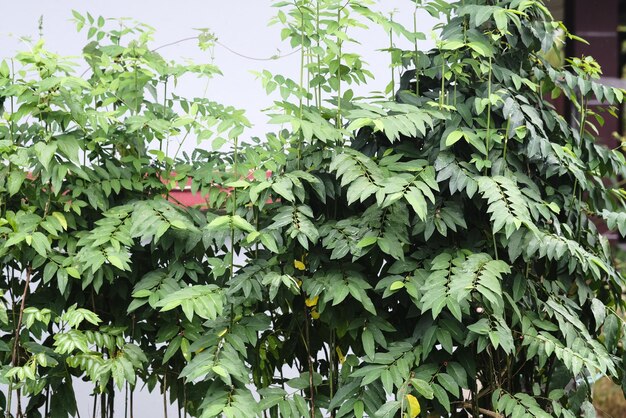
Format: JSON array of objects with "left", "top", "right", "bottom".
[
  {"left": 357, "top": 235, "right": 378, "bottom": 248},
  {"left": 34, "top": 142, "right": 58, "bottom": 171},
  {"left": 107, "top": 254, "right": 125, "bottom": 270},
  {"left": 411, "top": 378, "right": 434, "bottom": 400},
  {"left": 7, "top": 171, "right": 26, "bottom": 196},
  {"left": 272, "top": 177, "right": 295, "bottom": 202},
  {"left": 231, "top": 215, "right": 256, "bottom": 233},
  {"left": 405, "top": 187, "right": 427, "bottom": 221},
  {"left": 445, "top": 130, "right": 464, "bottom": 146},
  {"left": 361, "top": 328, "right": 375, "bottom": 359}
]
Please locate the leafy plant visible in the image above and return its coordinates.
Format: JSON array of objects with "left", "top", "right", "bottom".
[{"left": 1, "top": 1, "right": 626, "bottom": 418}]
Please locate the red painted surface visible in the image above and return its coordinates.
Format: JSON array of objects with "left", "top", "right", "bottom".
[{"left": 164, "top": 171, "right": 272, "bottom": 209}]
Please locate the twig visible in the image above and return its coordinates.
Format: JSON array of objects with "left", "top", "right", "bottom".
[
  {"left": 303, "top": 304, "right": 315, "bottom": 418},
  {"left": 11, "top": 267, "right": 31, "bottom": 367},
  {"left": 462, "top": 403, "right": 503, "bottom": 418}
]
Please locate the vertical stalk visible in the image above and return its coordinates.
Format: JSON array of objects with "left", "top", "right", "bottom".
[
  {"left": 304, "top": 304, "right": 315, "bottom": 418},
  {"left": 329, "top": 329, "right": 338, "bottom": 418},
  {"left": 162, "top": 374, "right": 168, "bottom": 418},
  {"left": 336, "top": 6, "right": 342, "bottom": 130},
  {"left": 569, "top": 93, "right": 585, "bottom": 215},
  {"left": 578, "top": 94, "right": 587, "bottom": 141},
  {"left": 100, "top": 387, "right": 106, "bottom": 418},
  {"left": 316, "top": 0, "right": 322, "bottom": 107},
  {"left": 230, "top": 136, "right": 239, "bottom": 282},
  {"left": 45, "top": 387, "right": 50, "bottom": 418},
  {"left": 439, "top": 54, "right": 445, "bottom": 109},
  {"left": 389, "top": 12, "right": 395, "bottom": 100},
  {"left": 130, "top": 386, "right": 134, "bottom": 418},
  {"left": 485, "top": 56, "right": 493, "bottom": 158},
  {"left": 161, "top": 77, "right": 168, "bottom": 154},
  {"left": 7, "top": 267, "right": 32, "bottom": 418},
  {"left": 413, "top": 6, "right": 420, "bottom": 95},
  {"left": 298, "top": 2, "right": 306, "bottom": 170},
  {"left": 229, "top": 136, "right": 239, "bottom": 328},
  {"left": 503, "top": 119, "right": 510, "bottom": 162},
  {"left": 107, "top": 381, "right": 114, "bottom": 418}
]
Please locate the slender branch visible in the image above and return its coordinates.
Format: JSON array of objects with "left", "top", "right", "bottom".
[
  {"left": 462, "top": 403, "right": 503, "bottom": 418},
  {"left": 303, "top": 304, "right": 315, "bottom": 418},
  {"left": 11, "top": 267, "right": 31, "bottom": 367},
  {"left": 163, "top": 373, "right": 168, "bottom": 418}
]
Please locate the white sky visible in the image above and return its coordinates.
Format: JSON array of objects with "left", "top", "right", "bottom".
[
  {"left": 1, "top": 1, "right": 438, "bottom": 416},
  {"left": 2, "top": 1, "right": 439, "bottom": 142}
]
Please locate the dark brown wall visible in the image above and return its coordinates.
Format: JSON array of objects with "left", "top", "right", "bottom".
[{"left": 568, "top": 0, "right": 620, "bottom": 144}]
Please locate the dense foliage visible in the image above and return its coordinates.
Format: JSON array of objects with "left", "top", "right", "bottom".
[{"left": 1, "top": 0, "right": 626, "bottom": 417}]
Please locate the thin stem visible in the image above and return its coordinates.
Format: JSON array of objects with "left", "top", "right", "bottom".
[
  {"left": 100, "top": 386, "right": 106, "bottom": 418},
  {"left": 578, "top": 95, "right": 587, "bottom": 141},
  {"left": 229, "top": 136, "right": 239, "bottom": 330},
  {"left": 462, "top": 403, "right": 503, "bottom": 418},
  {"left": 503, "top": 119, "right": 510, "bottom": 162},
  {"left": 389, "top": 12, "right": 395, "bottom": 100},
  {"left": 439, "top": 54, "right": 445, "bottom": 109},
  {"left": 230, "top": 136, "right": 239, "bottom": 281},
  {"left": 304, "top": 304, "right": 315, "bottom": 418},
  {"left": 130, "top": 386, "right": 134, "bottom": 418},
  {"left": 329, "top": 329, "right": 337, "bottom": 418},
  {"left": 316, "top": 0, "right": 322, "bottom": 107},
  {"left": 8, "top": 267, "right": 32, "bottom": 417},
  {"left": 492, "top": 231, "right": 499, "bottom": 260},
  {"left": 161, "top": 77, "right": 168, "bottom": 154},
  {"left": 298, "top": 3, "right": 306, "bottom": 170},
  {"left": 336, "top": 6, "right": 342, "bottom": 130},
  {"left": 45, "top": 387, "right": 50, "bottom": 418},
  {"left": 163, "top": 374, "right": 168, "bottom": 418},
  {"left": 485, "top": 56, "right": 493, "bottom": 160},
  {"left": 413, "top": 6, "right": 419, "bottom": 95}
]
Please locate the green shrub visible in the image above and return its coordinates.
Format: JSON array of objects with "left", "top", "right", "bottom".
[{"left": 1, "top": 1, "right": 626, "bottom": 417}]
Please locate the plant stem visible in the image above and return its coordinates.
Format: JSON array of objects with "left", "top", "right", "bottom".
[
  {"left": 316, "top": 0, "right": 322, "bottom": 107},
  {"left": 413, "top": 5, "right": 419, "bottom": 95},
  {"left": 462, "top": 403, "right": 503, "bottom": 418},
  {"left": 304, "top": 304, "right": 315, "bottom": 418},
  {"left": 298, "top": 2, "right": 305, "bottom": 170},
  {"left": 485, "top": 56, "right": 493, "bottom": 160},
  {"left": 7, "top": 267, "right": 32, "bottom": 418},
  {"left": 389, "top": 12, "right": 395, "bottom": 100},
  {"left": 163, "top": 374, "right": 168, "bottom": 418},
  {"left": 503, "top": 119, "right": 510, "bottom": 163},
  {"left": 161, "top": 77, "right": 168, "bottom": 154},
  {"left": 229, "top": 136, "right": 239, "bottom": 329},
  {"left": 439, "top": 54, "right": 445, "bottom": 109},
  {"left": 336, "top": 6, "right": 342, "bottom": 131},
  {"left": 329, "top": 329, "right": 336, "bottom": 418},
  {"left": 230, "top": 136, "right": 239, "bottom": 281}
]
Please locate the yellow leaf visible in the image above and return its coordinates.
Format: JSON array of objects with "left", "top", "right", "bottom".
[
  {"left": 52, "top": 212, "right": 68, "bottom": 230},
  {"left": 294, "top": 260, "right": 306, "bottom": 271},
  {"left": 310, "top": 308, "right": 320, "bottom": 320},
  {"left": 217, "top": 328, "right": 228, "bottom": 337},
  {"left": 335, "top": 346, "right": 345, "bottom": 364},
  {"left": 305, "top": 295, "right": 319, "bottom": 307},
  {"left": 406, "top": 394, "right": 421, "bottom": 418}
]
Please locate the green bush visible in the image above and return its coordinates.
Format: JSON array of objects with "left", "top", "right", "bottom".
[{"left": 1, "top": 1, "right": 626, "bottom": 417}]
